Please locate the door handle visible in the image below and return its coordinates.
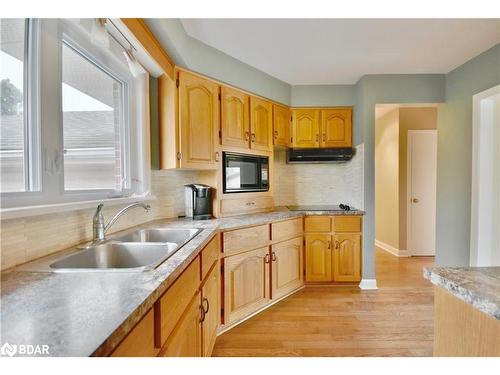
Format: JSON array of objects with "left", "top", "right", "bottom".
[{"left": 412, "top": 198, "right": 419, "bottom": 203}]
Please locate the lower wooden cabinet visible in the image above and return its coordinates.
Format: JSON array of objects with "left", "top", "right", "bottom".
[
  {"left": 223, "top": 247, "right": 270, "bottom": 325},
  {"left": 271, "top": 236, "right": 304, "bottom": 299},
  {"left": 161, "top": 292, "right": 202, "bottom": 357},
  {"left": 201, "top": 262, "right": 220, "bottom": 356},
  {"left": 333, "top": 233, "right": 361, "bottom": 282},
  {"left": 305, "top": 234, "right": 332, "bottom": 282}
]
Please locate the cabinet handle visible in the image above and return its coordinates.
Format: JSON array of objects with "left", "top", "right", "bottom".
[
  {"left": 271, "top": 252, "right": 276, "bottom": 262},
  {"left": 264, "top": 254, "right": 270, "bottom": 264},
  {"left": 202, "top": 297, "right": 210, "bottom": 314},
  {"left": 335, "top": 241, "right": 340, "bottom": 249},
  {"left": 274, "top": 130, "right": 278, "bottom": 139},
  {"left": 251, "top": 133, "right": 256, "bottom": 143},
  {"left": 316, "top": 134, "right": 319, "bottom": 142},
  {"left": 245, "top": 201, "right": 255, "bottom": 206},
  {"left": 215, "top": 151, "right": 219, "bottom": 162},
  {"left": 199, "top": 304, "right": 206, "bottom": 323},
  {"left": 245, "top": 131, "right": 250, "bottom": 141},
  {"left": 322, "top": 133, "right": 326, "bottom": 142},
  {"left": 328, "top": 240, "right": 331, "bottom": 249}
]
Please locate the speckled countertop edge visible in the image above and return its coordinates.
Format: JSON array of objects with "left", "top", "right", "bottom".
[
  {"left": 1, "top": 208, "right": 365, "bottom": 356},
  {"left": 423, "top": 267, "right": 500, "bottom": 320}
]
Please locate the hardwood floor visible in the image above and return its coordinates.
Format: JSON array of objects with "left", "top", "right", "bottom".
[{"left": 212, "top": 248, "right": 434, "bottom": 357}]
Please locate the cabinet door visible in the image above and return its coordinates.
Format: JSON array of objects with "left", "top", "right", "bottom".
[
  {"left": 111, "top": 309, "right": 158, "bottom": 357},
  {"left": 292, "top": 109, "right": 320, "bottom": 148},
  {"left": 250, "top": 96, "right": 273, "bottom": 151},
  {"left": 224, "top": 247, "right": 271, "bottom": 324},
  {"left": 271, "top": 237, "right": 304, "bottom": 299},
  {"left": 178, "top": 71, "right": 220, "bottom": 169},
  {"left": 333, "top": 233, "right": 361, "bottom": 282},
  {"left": 221, "top": 86, "right": 250, "bottom": 149},
  {"left": 201, "top": 262, "right": 220, "bottom": 357},
  {"left": 161, "top": 292, "right": 202, "bottom": 357},
  {"left": 305, "top": 234, "right": 332, "bottom": 282},
  {"left": 273, "top": 104, "right": 291, "bottom": 147},
  {"left": 320, "top": 108, "right": 352, "bottom": 148}
]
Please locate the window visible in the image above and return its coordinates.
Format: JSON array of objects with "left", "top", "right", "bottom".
[
  {"left": 0, "top": 19, "right": 149, "bottom": 211},
  {"left": 0, "top": 19, "right": 38, "bottom": 193}
]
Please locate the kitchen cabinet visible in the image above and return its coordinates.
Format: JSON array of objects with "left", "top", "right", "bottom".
[
  {"left": 222, "top": 224, "right": 270, "bottom": 256},
  {"left": 221, "top": 86, "right": 250, "bottom": 149},
  {"left": 292, "top": 109, "right": 320, "bottom": 148},
  {"left": 333, "top": 233, "right": 361, "bottom": 282},
  {"left": 250, "top": 96, "right": 273, "bottom": 151},
  {"left": 201, "top": 262, "right": 220, "bottom": 356},
  {"left": 111, "top": 309, "right": 158, "bottom": 357},
  {"left": 161, "top": 292, "right": 202, "bottom": 357},
  {"left": 223, "top": 246, "right": 271, "bottom": 324},
  {"left": 271, "top": 236, "right": 304, "bottom": 299},
  {"left": 273, "top": 103, "right": 291, "bottom": 147},
  {"left": 321, "top": 108, "right": 352, "bottom": 148},
  {"left": 305, "top": 234, "right": 332, "bottom": 282},
  {"left": 177, "top": 70, "right": 220, "bottom": 169}
]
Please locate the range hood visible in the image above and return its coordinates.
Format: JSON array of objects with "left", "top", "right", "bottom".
[{"left": 287, "top": 147, "right": 354, "bottom": 163}]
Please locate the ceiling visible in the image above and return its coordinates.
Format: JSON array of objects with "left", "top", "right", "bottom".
[{"left": 180, "top": 19, "right": 500, "bottom": 85}]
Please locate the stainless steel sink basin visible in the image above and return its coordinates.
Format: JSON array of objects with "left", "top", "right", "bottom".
[
  {"left": 114, "top": 228, "right": 201, "bottom": 245},
  {"left": 49, "top": 242, "right": 179, "bottom": 272}
]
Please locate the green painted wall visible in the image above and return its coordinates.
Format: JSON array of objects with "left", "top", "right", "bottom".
[
  {"left": 144, "top": 19, "right": 291, "bottom": 105},
  {"left": 436, "top": 43, "right": 500, "bottom": 267}
]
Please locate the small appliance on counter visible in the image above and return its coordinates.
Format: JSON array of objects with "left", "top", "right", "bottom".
[{"left": 184, "top": 184, "right": 213, "bottom": 220}]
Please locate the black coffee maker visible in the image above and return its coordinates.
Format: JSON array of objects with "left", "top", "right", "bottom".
[{"left": 184, "top": 184, "right": 213, "bottom": 220}]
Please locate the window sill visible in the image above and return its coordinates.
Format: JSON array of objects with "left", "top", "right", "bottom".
[{"left": 0, "top": 194, "right": 157, "bottom": 221}]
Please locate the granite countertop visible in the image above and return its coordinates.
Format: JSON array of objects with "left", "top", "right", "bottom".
[
  {"left": 0, "top": 207, "right": 364, "bottom": 357},
  {"left": 424, "top": 266, "right": 500, "bottom": 320}
]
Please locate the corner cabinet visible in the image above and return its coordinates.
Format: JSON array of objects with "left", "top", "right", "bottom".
[{"left": 250, "top": 96, "right": 273, "bottom": 151}]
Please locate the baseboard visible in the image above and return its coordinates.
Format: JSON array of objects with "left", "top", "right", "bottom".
[
  {"left": 359, "top": 279, "right": 378, "bottom": 290},
  {"left": 375, "top": 239, "right": 410, "bottom": 257}
]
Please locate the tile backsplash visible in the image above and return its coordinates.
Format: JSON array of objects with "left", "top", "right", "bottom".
[
  {"left": 0, "top": 170, "right": 210, "bottom": 270},
  {"left": 274, "top": 144, "right": 364, "bottom": 209}
]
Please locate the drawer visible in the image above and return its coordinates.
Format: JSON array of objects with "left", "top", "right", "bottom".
[
  {"left": 201, "top": 234, "right": 220, "bottom": 281},
  {"left": 271, "top": 217, "right": 303, "bottom": 242},
  {"left": 334, "top": 216, "right": 362, "bottom": 232},
  {"left": 222, "top": 224, "right": 270, "bottom": 256},
  {"left": 159, "top": 257, "right": 200, "bottom": 347},
  {"left": 304, "top": 216, "right": 331, "bottom": 232},
  {"left": 220, "top": 195, "right": 274, "bottom": 216},
  {"left": 111, "top": 309, "right": 158, "bottom": 357}
]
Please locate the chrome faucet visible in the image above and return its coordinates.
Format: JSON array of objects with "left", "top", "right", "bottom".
[{"left": 92, "top": 202, "right": 151, "bottom": 242}]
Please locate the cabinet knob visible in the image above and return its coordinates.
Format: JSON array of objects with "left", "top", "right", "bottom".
[
  {"left": 215, "top": 151, "right": 220, "bottom": 162},
  {"left": 412, "top": 198, "right": 419, "bottom": 203}
]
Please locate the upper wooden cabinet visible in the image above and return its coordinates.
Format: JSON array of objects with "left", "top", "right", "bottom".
[
  {"left": 292, "top": 107, "right": 352, "bottom": 149},
  {"left": 178, "top": 71, "right": 220, "bottom": 168},
  {"left": 273, "top": 104, "right": 291, "bottom": 147},
  {"left": 321, "top": 108, "right": 352, "bottom": 148},
  {"left": 292, "top": 109, "right": 320, "bottom": 148},
  {"left": 221, "top": 86, "right": 250, "bottom": 149},
  {"left": 250, "top": 96, "right": 273, "bottom": 151}
]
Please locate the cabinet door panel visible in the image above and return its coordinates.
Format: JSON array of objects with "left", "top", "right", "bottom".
[
  {"left": 292, "top": 109, "right": 320, "bottom": 148},
  {"left": 333, "top": 233, "right": 361, "bottom": 282},
  {"left": 178, "top": 71, "right": 219, "bottom": 168},
  {"left": 224, "top": 247, "right": 270, "bottom": 324},
  {"left": 271, "top": 237, "right": 304, "bottom": 299},
  {"left": 250, "top": 97, "right": 273, "bottom": 151},
  {"left": 273, "top": 104, "right": 291, "bottom": 147},
  {"left": 161, "top": 292, "right": 202, "bottom": 357},
  {"left": 221, "top": 86, "right": 250, "bottom": 149},
  {"left": 305, "top": 234, "right": 332, "bottom": 282},
  {"left": 111, "top": 309, "right": 158, "bottom": 357},
  {"left": 202, "top": 262, "right": 220, "bottom": 357},
  {"left": 321, "top": 108, "right": 352, "bottom": 148}
]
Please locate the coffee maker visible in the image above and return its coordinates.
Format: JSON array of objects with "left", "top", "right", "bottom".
[{"left": 184, "top": 184, "right": 213, "bottom": 220}]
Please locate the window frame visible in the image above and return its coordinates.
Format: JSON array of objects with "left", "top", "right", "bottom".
[{"left": 1, "top": 19, "right": 150, "bottom": 211}]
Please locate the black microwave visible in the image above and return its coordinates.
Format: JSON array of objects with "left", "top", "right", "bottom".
[{"left": 223, "top": 152, "right": 269, "bottom": 193}]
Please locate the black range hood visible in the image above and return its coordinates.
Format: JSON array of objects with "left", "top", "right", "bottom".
[{"left": 287, "top": 147, "right": 354, "bottom": 164}]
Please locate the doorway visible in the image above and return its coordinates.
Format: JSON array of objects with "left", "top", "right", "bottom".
[
  {"left": 407, "top": 130, "right": 437, "bottom": 256},
  {"left": 470, "top": 85, "right": 500, "bottom": 266}
]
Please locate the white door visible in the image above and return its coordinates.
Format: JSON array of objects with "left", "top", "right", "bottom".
[{"left": 408, "top": 130, "right": 437, "bottom": 256}]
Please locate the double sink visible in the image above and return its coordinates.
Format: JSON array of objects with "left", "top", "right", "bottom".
[{"left": 47, "top": 228, "right": 201, "bottom": 273}]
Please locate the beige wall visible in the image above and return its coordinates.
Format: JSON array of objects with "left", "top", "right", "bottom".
[
  {"left": 0, "top": 170, "right": 213, "bottom": 270},
  {"left": 399, "top": 107, "right": 437, "bottom": 250},
  {"left": 375, "top": 108, "right": 400, "bottom": 249}
]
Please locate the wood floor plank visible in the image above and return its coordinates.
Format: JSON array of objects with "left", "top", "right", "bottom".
[{"left": 212, "top": 248, "right": 434, "bottom": 357}]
